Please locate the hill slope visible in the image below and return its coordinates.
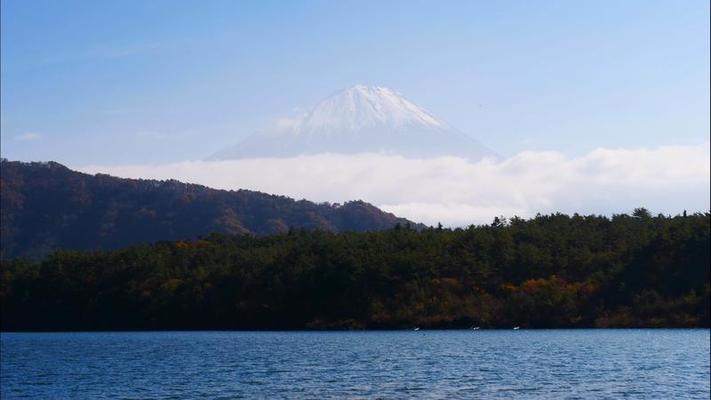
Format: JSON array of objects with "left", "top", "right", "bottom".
[{"left": 0, "top": 160, "right": 417, "bottom": 259}]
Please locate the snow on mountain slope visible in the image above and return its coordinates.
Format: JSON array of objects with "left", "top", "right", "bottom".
[
  {"left": 295, "top": 85, "right": 442, "bottom": 133},
  {"left": 210, "top": 85, "right": 495, "bottom": 160}
]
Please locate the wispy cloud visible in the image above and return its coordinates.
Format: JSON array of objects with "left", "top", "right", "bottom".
[
  {"left": 14, "top": 132, "right": 42, "bottom": 141},
  {"left": 78, "top": 143, "right": 710, "bottom": 226}
]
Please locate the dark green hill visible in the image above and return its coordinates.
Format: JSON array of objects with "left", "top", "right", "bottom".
[{"left": 0, "top": 160, "right": 417, "bottom": 259}]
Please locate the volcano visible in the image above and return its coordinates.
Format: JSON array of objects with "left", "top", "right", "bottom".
[{"left": 210, "top": 85, "right": 495, "bottom": 160}]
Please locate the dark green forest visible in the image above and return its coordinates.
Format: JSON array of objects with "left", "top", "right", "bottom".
[{"left": 1, "top": 210, "right": 708, "bottom": 331}]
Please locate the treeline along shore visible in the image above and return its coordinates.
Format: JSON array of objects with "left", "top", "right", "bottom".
[{"left": 1, "top": 210, "right": 708, "bottom": 331}]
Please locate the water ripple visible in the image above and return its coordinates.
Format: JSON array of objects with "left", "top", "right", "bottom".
[{"left": 1, "top": 330, "right": 709, "bottom": 399}]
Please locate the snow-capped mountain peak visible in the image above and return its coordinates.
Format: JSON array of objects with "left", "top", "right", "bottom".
[
  {"left": 292, "top": 85, "right": 443, "bottom": 135},
  {"left": 210, "top": 85, "right": 495, "bottom": 160}
]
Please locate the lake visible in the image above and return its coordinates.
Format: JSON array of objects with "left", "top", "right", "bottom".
[{"left": 1, "top": 330, "right": 709, "bottom": 399}]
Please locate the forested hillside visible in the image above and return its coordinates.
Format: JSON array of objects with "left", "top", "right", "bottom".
[
  {"left": 1, "top": 211, "right": 708, "bottom": 331},
  {"left": 0, "top": 160, "right": 414, "bottom": 259}
]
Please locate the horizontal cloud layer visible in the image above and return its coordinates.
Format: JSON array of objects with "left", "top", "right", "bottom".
[{"left": 79, "top": 143, "right": 710, "bottom": 226}]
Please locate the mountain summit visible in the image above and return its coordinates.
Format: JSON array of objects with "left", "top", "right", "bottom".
[
  {"left": 210, "top": 85, "right": 495, "bottom": 160},
  {"left": 291, "top": 85, "right": 443, "bottom": 133}
]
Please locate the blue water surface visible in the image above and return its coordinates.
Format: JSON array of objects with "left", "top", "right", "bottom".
[{"left": 1, "top": 329, "right": 709, "bottom": 399}]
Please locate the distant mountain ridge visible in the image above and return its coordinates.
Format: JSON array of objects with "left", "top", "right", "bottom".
[
  {"left": 210, "top": 85, "right": 495, "bottom": 160},
  {"left": 0, "top": 160, "right": 418, "bottom": 259}
]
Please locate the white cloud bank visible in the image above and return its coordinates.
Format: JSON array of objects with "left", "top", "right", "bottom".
[{"left": 78, "top": 143, "right": 710, "bottom": 226}]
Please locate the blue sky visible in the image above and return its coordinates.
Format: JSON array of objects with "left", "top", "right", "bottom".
[{"left": 2, "top": 0, "right": 709, "bottom": 165}]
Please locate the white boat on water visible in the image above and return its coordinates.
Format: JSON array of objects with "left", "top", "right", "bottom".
[
  {"left": 513, "top": 326, "right": 520, "bottom": 330},
  {"left": 472, "top": 327, "right": 480, "bottom": 330},
  {"left": 413, "top": 327, "right": 420, "bottom": 331}
]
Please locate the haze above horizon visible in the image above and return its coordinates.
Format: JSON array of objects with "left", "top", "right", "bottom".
[{"left": 2, "top": 0, "right": 709, "bottom": 165}]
